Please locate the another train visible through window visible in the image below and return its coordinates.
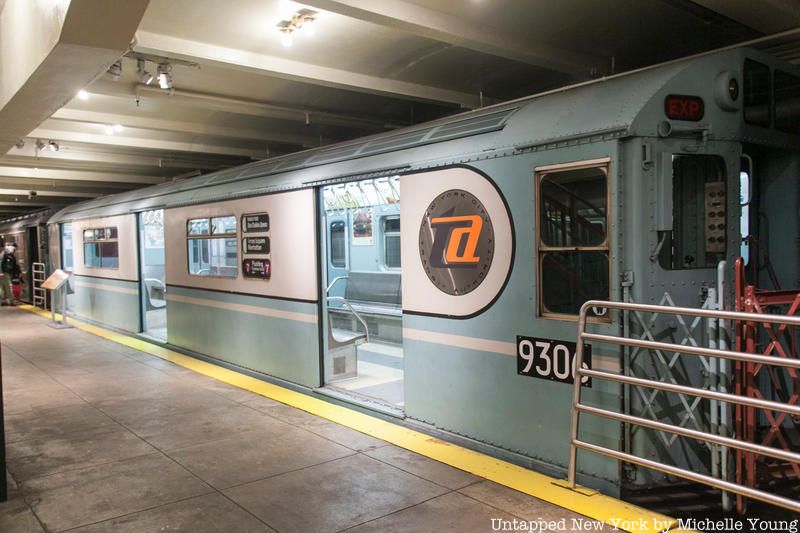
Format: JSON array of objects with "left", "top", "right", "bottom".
[
  {"left": 187, "top": 216, "right": 238, "bottom": 277},
  {"left": 61, "top": 223, "right": 74, "bottom": 271},
  {"left": 537, "top": 161, "right": 609, "bottom": 319},
  {"left": 382, "top": 216, "right": 400, "bottom": 269},
  {"left": 83, "top": 227, "right": 119, "bottom": 268},
  {"left": 329, "top": 220, "right": 346, "bottom": 268}
]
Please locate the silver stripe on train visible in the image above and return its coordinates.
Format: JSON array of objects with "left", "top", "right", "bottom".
[{"left": 403, "top": 327, "right": 620, "bottom": 372}]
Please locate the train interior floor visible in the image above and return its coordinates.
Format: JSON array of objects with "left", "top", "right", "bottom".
[
  {"left": 331, "top": 342, "right": 404, "bottom": 408},
  {"left": 0, "top": 307, "right": 611, "bottom": 533}
]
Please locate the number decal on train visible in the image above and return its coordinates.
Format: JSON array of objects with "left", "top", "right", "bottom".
[{"left": 516, "top": 336, "right": 591, "bottom": 387}]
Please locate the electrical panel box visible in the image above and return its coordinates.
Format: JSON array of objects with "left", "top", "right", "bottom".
[{"left": 704, "top": 182, "right": 726, "bottom": 253}]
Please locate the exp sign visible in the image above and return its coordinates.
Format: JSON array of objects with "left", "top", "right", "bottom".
[{"left": 664, "top": 94, "right": 704, "bottom": 121}]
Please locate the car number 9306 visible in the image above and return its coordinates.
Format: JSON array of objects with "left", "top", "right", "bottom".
[{"left": 516, "top": 336, "right": 592, "bottom": 387}]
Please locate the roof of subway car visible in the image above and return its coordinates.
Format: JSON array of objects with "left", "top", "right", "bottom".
[{"left": 49, "top": 48, "right": 746, "bottom": 223}]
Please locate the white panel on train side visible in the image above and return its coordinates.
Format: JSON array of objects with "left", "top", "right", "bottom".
[
  {"left": 72, "top": 214, "right": 138, "bottom": 281},
  {"left": 164, "top": 189, "right": 318, "bottom": 302},
  {"left": 401, "top": 167, "right": 513, "bottom": 317}
]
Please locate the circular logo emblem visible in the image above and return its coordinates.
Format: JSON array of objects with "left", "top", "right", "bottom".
[{"left": 419, "top": 189, "right": 494, "bottom": 295}]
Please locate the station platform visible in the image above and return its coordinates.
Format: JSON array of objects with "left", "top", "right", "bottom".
[{"left": 0, "top": 307, "right": 676, "bottom": 532}]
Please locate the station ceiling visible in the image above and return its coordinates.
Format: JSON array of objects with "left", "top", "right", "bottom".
[{"left": 0, "top": 0, "right": 798, "bottom": 221}]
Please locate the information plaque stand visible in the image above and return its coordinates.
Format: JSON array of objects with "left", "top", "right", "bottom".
[{"left": 42, "top": 270, "right": 72, "bottom": 329}]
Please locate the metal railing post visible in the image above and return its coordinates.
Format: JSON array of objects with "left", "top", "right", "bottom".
[{"left": 567, "top": 304, "right": 589, "bottom": 487}]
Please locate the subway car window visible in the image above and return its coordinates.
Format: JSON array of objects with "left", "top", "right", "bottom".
[
  {"left": 383, "top": 217, "right": 401, "bottom": 269},
  {"left": 538, "top": 163, "right": 609, "bottom": 317},
  {"left": 540, "top": 167, "right": 607, "bottom": 247},
  {"left": 83, "top": 227, "right": 119, "bottom": 268},
  {"left": 62, "top": 223, "right": 73, "bottom": 271},
  {"left": 743, "top": 59, "right": 771, "bottom": 127},
  {"left": 187, "top": 218, "right": 210, "bottom": 235},
  {"left": 211, "top": 215, "right": 237, "bottom": 235},
  {"left": 329, "top": 221, "right": 346, "bottom": 268},
  {"left": 775, "top": 70, "right": 800, "bottom": 134},
  {"left": 658, "top": 155, "right": 726, "bottom": 270},
  {"left": 187, "top": 216, "right": 238, "bottom": 277}
]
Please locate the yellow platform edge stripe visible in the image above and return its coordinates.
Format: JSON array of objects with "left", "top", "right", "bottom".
[{"left": 21, "top": 306, "right": 678, "bottom": 533}]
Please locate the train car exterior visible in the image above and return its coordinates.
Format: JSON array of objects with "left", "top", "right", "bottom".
[
  {"left": 46, "top": 48, "right": 800, "bottom": 497},
  {"left": 0, "top": 209, "right": 52, "bottom": 303}
]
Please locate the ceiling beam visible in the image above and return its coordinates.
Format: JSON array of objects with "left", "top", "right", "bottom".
[
  {"left": 50, "top": 108, "right": 329, "bottom": 149},
  {"left": 82, "top": 79, "right": 405, "bottom": 132},
  {"left": 0, "top": 195, "right": 79, "bottom": 204},
  {"left": 0, "top": 165, "right": 165, "bottom": 184},
  {"left": 301, "top": 0, "right": 599, "bottom": 76},
  {"left": 0, "top": 188, "right": 96, "bottom": 199},
  {"left": 3, "top": 141, "right": 249, "bottom": 172},
  {"left": 0, "top": 177, "right": 139, "bottom": 193},
  {"left": 29, "top": 126, "right": 270, "bottom": 159},
  {"left": 133, "top": 30, "right": 485, "bottom": 108},
  {"left": 689, "top": 0, "right": 800, "bottom": 33},
  {"left": 0, "top": 0, "right": 150, "bottom": 154}
]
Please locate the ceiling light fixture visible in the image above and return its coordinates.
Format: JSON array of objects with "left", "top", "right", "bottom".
[
  {"left": 47, "top": 141, "right": 59, "bottom": 152},
  {"left": 137, "top": 58, "right": 154, "bottom": 85},
  {"left": 157, "top": 63, "right": 173, "bottom": 89},
  {"left": 104, "top": 125, "right": 115, "bottom": 135},
  {"left": 276, "top": 8, "right": 317, "bottom": 47},
  {"left": 113, "top": 124, "right": 123, "bottom": 132},
  {"left": 77, "top": 89, "right": 89, "bottom": 100},
  {"left": 107, "top": 60, "right": 122, "bottom": 81}
]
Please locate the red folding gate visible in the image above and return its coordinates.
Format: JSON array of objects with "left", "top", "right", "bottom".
[{"left": 734, "top": 258, "right": 800, "bottom": 512}]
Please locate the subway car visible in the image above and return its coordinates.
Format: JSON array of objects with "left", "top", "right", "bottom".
[
  {"left": 0, "top": 208, "right": 52, "bottom": 303},
  {"left": 45, "top": 48, "right": 800, "bottom": 499}
]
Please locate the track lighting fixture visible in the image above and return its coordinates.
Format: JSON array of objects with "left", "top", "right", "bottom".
[
  {"left": 157, "top": 63, "right": 173, "bottom": 89},
  {"left": 47, "top": 141, "right": 59, "bottom": 152},
  {"left": 77, "top": 89, "right": 89, "bottom": 100},
  {"left": 107, "top": 60, "right": 122, "bottom": 81},
  {"left": 137, "top": 59, "right": 154, "bottom": 85},
  {"left": 14, "top": 140, "right": 24, "bottom": 149}
]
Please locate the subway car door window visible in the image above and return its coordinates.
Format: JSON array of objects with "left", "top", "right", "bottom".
[{"left": 537, "top": 163, "right": 609, "bottom": 318}]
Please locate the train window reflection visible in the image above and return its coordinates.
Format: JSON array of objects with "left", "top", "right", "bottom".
[
  {"left": 188, "top": 238, "right": 238, "bottom": 277},
  {"left": 187, "top": 215, "right": 238, "bottom": 278},
  {"left": 62, "top": 223, "right": 73, "bottom": 271},
  {"left": 541, "top": 252, "right": 609, "bottom": 315},
  {"left": 744, "top": 60, "right": 771, "bottom": 127},
  {"left": 537, "top": 162, "right": 609, "bottom": 318},
  {"left": 187, "top": 218, "right": 210, "bottom": 235},
  {"left": 775, "top": 70, "right": 800, "bottom": 134},
  {"left": 329, "top": 221, "right": 346, "bottom": 268},
  {"left": 658, "top": 155, "right": 726, "bottom": 270},
  {"left": 382, "top": 217, "right": 401, "bottom": 269},
  {"left": 82, "top": 226, "right": 119, "bottom": 269},
  {"left": 540, "top": 167, "right": 607, "bottom": 247},
  {"left": 211, "top": 216, "right": 237, "bottom": 235}
]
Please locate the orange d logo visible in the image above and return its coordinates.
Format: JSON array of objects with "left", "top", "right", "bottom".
[
  {"left": 419, "top": 189, "right": 494, "bottom": 295},
  {"left": 429, "top": 215, "right": 483, "bottom": 266}
]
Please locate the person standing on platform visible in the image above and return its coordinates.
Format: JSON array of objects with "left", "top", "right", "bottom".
[{"left": 0, "top": 242, "right": 22, "bottom": 306}]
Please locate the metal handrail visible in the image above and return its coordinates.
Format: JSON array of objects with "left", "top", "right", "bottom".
[
  {"left": 567, "top": 299, "right": 800, "bottom": 513},
  {"left": 327, "top": 295, "right": 370, "bottom": 343},
  {"left": 326, "top": 275, "right": 348, "bottom": 294}
]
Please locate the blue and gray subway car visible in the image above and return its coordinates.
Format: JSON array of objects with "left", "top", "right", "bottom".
[{"left": 46, "top": 48, "right": 800, "bottom": 497}]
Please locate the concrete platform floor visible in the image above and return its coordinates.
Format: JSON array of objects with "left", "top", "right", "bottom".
[{"left": 0, "top": 308, "right": 607, "bottom": 532}]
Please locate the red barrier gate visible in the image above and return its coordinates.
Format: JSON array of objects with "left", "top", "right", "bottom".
[{"left": 734, "top": 258, "right": 800, "bottom": 513}]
